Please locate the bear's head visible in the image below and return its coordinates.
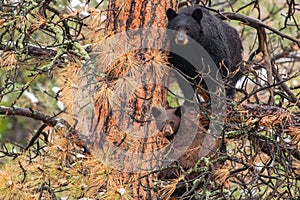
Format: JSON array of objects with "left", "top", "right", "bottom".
[
  {"left": 166, "top": 8, "right": 203, "bottom": 46},
  {"left": 152, "top": 106, "right": 181, "bottom": 140}
]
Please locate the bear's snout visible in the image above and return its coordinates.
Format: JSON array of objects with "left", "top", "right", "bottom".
[{"left": 175, "top": 32, "right": 189, "bottom": 46}]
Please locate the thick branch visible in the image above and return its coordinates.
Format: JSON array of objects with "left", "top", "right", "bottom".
[
  {"left": 0, "top": 106, "right": 89, "bottom": 153},
  {"left": 0, "top": 44, "right": 57, "bottom": 57},
  {"left": 256, "top": 26, "right": 274, "bottom": 105},
  {"left": 218, "top": 12, "right": 300, "bottom": 47}
]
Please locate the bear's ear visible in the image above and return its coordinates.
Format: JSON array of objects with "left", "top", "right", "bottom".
[
  {"left": 192, "top": 8, "right": 203, "bottom": 22},
  {"left": 174, "top": 106, "right": 181, "bottom": 117},
  {"left": 166, "top": 8, "right": 177, "bottom": 20},
  {"left": 152, "top": 107, "right": 162, "bottom": 118}
]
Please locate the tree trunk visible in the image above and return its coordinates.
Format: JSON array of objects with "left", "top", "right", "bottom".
[
  {"left": 90, "top": 0, "right": 179, "bottom": 199},
  {"left": 106, "top": 0, "right": 178, "bottom": 32}
]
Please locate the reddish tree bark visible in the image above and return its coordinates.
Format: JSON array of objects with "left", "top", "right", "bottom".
[{"left": 91, "top": 0, "right": 179, "bottom": 199}]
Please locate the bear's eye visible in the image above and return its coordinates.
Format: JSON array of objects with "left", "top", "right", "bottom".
[
  {"left": 170, "top": 122, "right": 174, "bottom": 126},
  {"left": 174, "top": 26, "right": 180, "bottom": 31}
]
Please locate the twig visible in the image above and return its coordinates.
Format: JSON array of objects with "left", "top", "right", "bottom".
[{"left": 25, "top": 124, "right": 48, "bottom": 150}]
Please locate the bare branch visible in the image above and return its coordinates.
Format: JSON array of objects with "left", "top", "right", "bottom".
[
  {"left": 218, "top": 12, "right": 300, "bottom": 47},
  {"left": 0, "top": 44, "right": 57, "bottom": 58},
  {"left": 217, "top": 12, "right": 300, "bottom": 107},
  {"left": 0, "top": 106, "right": 89, "bottom": 153}
]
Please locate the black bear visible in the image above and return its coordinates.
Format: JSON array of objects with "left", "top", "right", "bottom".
[
  {"left": 152, "top": 106, "right": 181, "bottom": 141},
  {"left": 166, "top": 6, "right": 243, "bottom": 99}
]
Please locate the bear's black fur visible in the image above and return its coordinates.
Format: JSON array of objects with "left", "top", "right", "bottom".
[{"left": 166, "top": 6, "right": 243, "bottom": 98}]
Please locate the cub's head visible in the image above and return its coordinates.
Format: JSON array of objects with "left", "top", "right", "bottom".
[
  {"left": 166, "top": 8, "right": 203, "bottom": 46},
  {"left": 152, "top": 106, "right": 181, "bottom": 140}
]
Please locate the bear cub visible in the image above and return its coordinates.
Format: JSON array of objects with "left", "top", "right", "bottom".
[
  {"left": 152, "top": 106, "right": 181, "bottom": 141},
  {"left": 166, "top": 6, "right": 243, "bottom": 98}
]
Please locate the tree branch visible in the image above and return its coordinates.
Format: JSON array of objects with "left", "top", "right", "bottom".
[
  {"left": 0, "top": 44, "right": 57, "bottom": 58},
  {"left": 218, "top": 12, "right": 300, "bottom": 47},
  {"left": 218, "top": 12, "right": 300, "bottom": 108},
  {"left": 0, "top": 106, "right": 89, "bottom": 153}
]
